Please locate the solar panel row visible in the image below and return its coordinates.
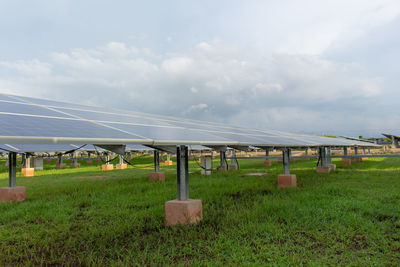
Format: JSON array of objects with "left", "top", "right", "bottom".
[{"left": 0, "top": 93, "right": 374, "bottom": 149}]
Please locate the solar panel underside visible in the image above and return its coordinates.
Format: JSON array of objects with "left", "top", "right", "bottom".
[{"left": 0, "top": 93, "right": 374, "bottom": 148}]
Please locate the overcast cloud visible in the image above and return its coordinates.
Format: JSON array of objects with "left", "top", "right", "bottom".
[{"left": 0, "top": 0, "right": 399, "bottom": 137}]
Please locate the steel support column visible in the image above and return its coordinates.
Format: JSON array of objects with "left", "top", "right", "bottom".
[
  {"left": 21, "top": 153, "right": 26, "bottom": 167},
  {"left": 57, "top": 154, "right": 62, "bottom": 164},
  {"left": 282, "top": 148, "right": 290, "bottom": 174},
  {"left": 327, "top": 147, "right": 332, "bottom": 164},
  {"left": 393, "top": 136, "right": 399, "bottom": 148},
  {"left": 176, "top": 145, "right": 189, "bottom": 201},
  {"left": 344, "top": 147, "right": 348, "bottom": 157},
  {"left": 354, "top": 146, "right": 358, "bottom": 156},
  {"left": 230, "top": 150, "right": 237, "bottom": 167},
  {"left": 319, "top": 147, "right": 327, "bottom": 166},
  {"left": 220, "top": 151, "right": 226, "bottom": 166},
  {"left": 9, "top": 152, "right": 17, "bottom": 187},
  {"left": 154, "top": 150, "right": 160, "bottom": 172}
]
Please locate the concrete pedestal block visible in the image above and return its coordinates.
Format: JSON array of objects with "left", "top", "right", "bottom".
[
  {"left": 0, "top": 186, "right": 26, "bottom": 202},
  {"left": 227, "top": 165, "right": 238, "bottom": 171},
  {"left": 116, "top": 163, "right": 127, "bottom": 169},
  {"left": 70, "top": 163, "right": 81, "bottom": 168},
  {"left": 86, "top": 160, "right": 93, "bottom": 165},
  {"left": 165, "top": 199, "right": 203, "bottom": 226},
  {"left": 316, "top": 166, "right": 331, "bottom": 173},
  {"left": 149, "top": 172, "right": 165, "bottom": 181},
  {"left": 263, "top": 160, "right": 272, "bottom": 166},
  {"left": 21, "top": 168, "right": 35, "bottom": 177},
  {"left": 327, "top": 164, "right": 336, "bottom": 171},
  {"left": 342, "top": 158, "right": 352, "bottom": 166},
  {"left": 56, "top": 163, "right": 67, "bottom": 169},
  {"left": 278, "top": 174, "right": 297, "bottom": 187},
  {"left": 164, "top": 160, "right": 173, "bottom": 166},
  {"left": 216, "top": 165, "right": 227, "bottom": 171},
  {"left": 352, "top": 158, "right": 362, "bottom": 162},
  {"left": 101, "top": 164, "right": 114, "bottom": 171}
]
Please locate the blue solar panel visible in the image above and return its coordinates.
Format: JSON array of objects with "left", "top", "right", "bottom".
[
  {"left": 0, "top": 93, "right": 375, "bottom": 148},
  {"left": 0, "top": 101, "right": 74, "bottom": 118},
  {"left": 53, "top": 107, "right": 174, "bottom": 126},
  {"left": 0, "top": 114, "right": 144, "bottom": 139},
  {"left": 102, "top": 123, "right": 233, "bottom": 142}
]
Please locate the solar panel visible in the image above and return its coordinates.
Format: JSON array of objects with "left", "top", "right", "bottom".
[{"left": 0, "top": 93, "right": 375, "bottom": 148}]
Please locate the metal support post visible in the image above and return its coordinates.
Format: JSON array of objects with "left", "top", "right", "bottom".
[
  {"left": 154, "top": 150, "right": 160, "bottom": 172},
  {"left": 220, "top": 151, "right": 226, "bottom": 166},
  {"left": 57, "top": 153, "right": 62, "bottom": 164},
  {"left": 9, "top": 152, "right": 17, "bottom": 187},
  {"left": 305, "top": 147, "right": 309, "bottom": 156},
  {"left": 327, "top": 147, "right": 332, "bottom": 164},
  {"left": 106, "top": 153, "right": 110, "bottom": 164},
  {"left": 73, "top": 153, "right": 78, "bottom": 165},
  {"left": 21, "top": 153, "right": 26, "bottom": 167},
  {"left": 344, "top": 147, "right": 348, "bottom": 157},
  {"left": 368, "top": 148, "right": 371, "bottom": 154},
  {"left": 176, "top": 145, "right": 189, "bottom": 201},
  {"left": 230, "top": 150, "right": 237, "bottom": 166},
  {"left": 87, "top": 152, "right": 91, "bottom": 160},
  {"left": 362, "top": 148, "right": 366, "bottom": 154},
  {"left": 393, "top": 136, "right": 399, "bottom": 148},
  {"left": 282, "top": 148, "right": 290, "bottom": 175},
  {"left": 266, "top": 149, "right": 270, "bottom": 159},
  {"left": 319, "top": 147, "right": 327, "bottom": 166}
]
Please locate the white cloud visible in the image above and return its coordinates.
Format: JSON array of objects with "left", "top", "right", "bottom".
[{"left": 0, "top": 40, "right": 393, "bottom": 136}]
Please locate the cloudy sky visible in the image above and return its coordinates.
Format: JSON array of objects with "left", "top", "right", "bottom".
[{"left": 0, "top": 0, "right": 399, "bottom": 137}]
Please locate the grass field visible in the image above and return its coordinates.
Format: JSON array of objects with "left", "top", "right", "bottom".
[{"left": 0, "top": 156, "right": 399, "bottom": 265}]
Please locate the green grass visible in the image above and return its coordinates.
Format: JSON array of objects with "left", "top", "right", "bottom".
[{"left": 0, "top": 156, "right": 399, "bottom": 266}]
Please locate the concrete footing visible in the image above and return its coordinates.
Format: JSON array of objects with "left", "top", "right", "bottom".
[
  {"left": 227, "top": 165, "right": 238, "bottom": 170},
  {"left": 86, "top": 160, "right": 93, "bottom": 165},
  {"left": 316, "top": 166, "right": 331, "bottom": 173},
  {"left": 164, "top": 160, "right": 173, "bottom": 166},
  {"left": 116, "top": 163, "right": 127, "bottom": 169},
  {"left": 278, "top": 174, "right": 297, "bottom": 187},
  {"left": 263, "top": 160, "right": 272, "bottom": 166},
  {"left": 165, "top": 199, "right": 203, "bottom": 226},
  {"left": 0, "top": 186, "right": 26, "bottom": 202},
  {"left": 352, "top": 158, "right": 363, "bottom": 162},
  {"left": 101, "top": 164, "right": 114, "bottom": 171},
  {"left": 216, "top": 165, "right": 227, "bottom": 171},
  {"left": 21, "top": 168, "right": 35, "bottom": 177},
  {"left": 70, "top": 163, "right": 81, "bottom": 168},
  {"left": 56, "top": 163, "right": 67, "bottom": 169},
  {"left": 342, "top": 158, "right": 352, "bottom": 166},
  {"left": 327, "top": 164, "right": 336, "bottom": 171},
  {"left": 149, "top": 172, "right": 165, "bottom": 181}
]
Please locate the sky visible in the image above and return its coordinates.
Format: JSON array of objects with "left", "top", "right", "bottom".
[{"left": 0, "top": 0, "right": 399, "bottom": 137}]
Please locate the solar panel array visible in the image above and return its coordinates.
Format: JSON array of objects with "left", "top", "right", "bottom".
[{"left": 0, "top": 93, "right": 373, "bottom": 150}]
